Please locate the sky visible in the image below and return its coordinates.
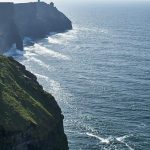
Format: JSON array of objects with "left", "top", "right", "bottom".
[
  {"left": 0, "top": 0, "right": 150, "bottom": 7},
  {"left": 1, "top": 0, "right": 150, "bottom": 3}
]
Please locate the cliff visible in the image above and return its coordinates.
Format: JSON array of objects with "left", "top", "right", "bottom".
[
  {"left": 14, "top": 2, "right": 72, "bottom": 38},
  {"left": 0, "top": 56, "right": 68, "bottom": 150},
  {"left": 0, "top": 3, "right": 23, "bottom": 53},
  {"left": 0, "top": 2, "right": 72, "bottom": 53}
]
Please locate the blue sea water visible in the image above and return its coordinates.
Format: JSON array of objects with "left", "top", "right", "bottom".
[{"left": 10, "top": 3, "right": 150, "bottom": 150}]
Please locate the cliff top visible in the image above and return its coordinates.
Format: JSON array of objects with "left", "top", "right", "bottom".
[{"left": 0, "top": 56, "right": 62, "bottom": 135}]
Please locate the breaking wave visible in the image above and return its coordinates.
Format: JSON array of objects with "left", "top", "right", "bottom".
[
  {"left": 24, "top": 44, "right": 70, "bottom": 60},
  {"left": 86, "top": 132, "right": 110, "bottom": 144},
  {"left": 47, "top": 28, "right": 78, "bottom": 45},
  {"left": 116, "top": 135, "right": 134, "bottom": 150},
  {"left": 86, "top": 132, "right": 134, "bottom": 150}
]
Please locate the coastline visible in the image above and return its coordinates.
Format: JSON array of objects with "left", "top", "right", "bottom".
[{"left": 0, "top": 2, "right": 72, "bottom": 150}]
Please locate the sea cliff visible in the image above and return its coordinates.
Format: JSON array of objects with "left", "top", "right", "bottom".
[
  {"left": 0, "top": 3, "right": 23, "bottom": 53},
  {"left": 0, "top": 56, "right": 68, "bottom": 150},
  {"left": 0, "top": 2, "right": 72, "bottom": 53}
]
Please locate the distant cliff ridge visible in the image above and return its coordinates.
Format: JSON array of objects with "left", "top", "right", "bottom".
[{"left": 0, "top": 2, "right": 72, "bottom": 53}]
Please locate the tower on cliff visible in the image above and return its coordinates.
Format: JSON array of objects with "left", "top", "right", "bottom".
[
  {"left": 50, "top": 2, "right": 54, "bottom": 7},
  {"left": 38, "top": 0, "right": 40, "bottom": 2}
]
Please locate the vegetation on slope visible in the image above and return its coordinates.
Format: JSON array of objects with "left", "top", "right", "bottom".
[{"left": 0, "top": 55, "right": 62, "bottom": 133}]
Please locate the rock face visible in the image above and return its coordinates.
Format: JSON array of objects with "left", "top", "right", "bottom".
[
  {"left": 0, "top": 56, "right": 68, "bottom": 150},
  {"left": 0, "top": 2, "right": 72, "bottom": 53},
  {"left": 0, "top": 3, "right": 23, "bottom": 53},
  {"left": 14, "top": 2, "right": 72, "bottom": 39}
]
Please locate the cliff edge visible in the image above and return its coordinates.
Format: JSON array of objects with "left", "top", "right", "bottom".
[
  {"left": 0, "top": 56, "right": 68, "bottom": 150},
  {"left": 0, "top": 2, "right": 72, "bottom": 53}
]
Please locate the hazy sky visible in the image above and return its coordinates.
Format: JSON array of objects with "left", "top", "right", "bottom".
[
  {"left": 0, "top": 0, "right": 150, "bottom": 5},
  {"left": 1, "top": 0, "right": 150, "bottom": 2}
]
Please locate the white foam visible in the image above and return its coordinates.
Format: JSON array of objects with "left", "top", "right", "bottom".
[
  {"left": 86, "top": 132, "right": 134, "bottom": 150},
  {"left": 24, "top": 56, "right": 52, "bottom": 71},
  {"left": 34, "top": 73, "right": 49, "bottom": 81},
  {"left": 116, "top": 135, "right": 130, "bottom": 142},
  {"left": 48, "top": 37, "right": 63, "bottom": 44},
  {"left": 48, "top": 29, "right": 77, "bottom": 45},
  {"left": 125, "top": 143, "right": 134, "bottom": 150},
  {"left": 86, "top": 132, "right": 110, "bottom": 144},
  {"left": 28, "top": 44, "right": 70, "bottom": 60},
  {"left": 116, "top": 135, "right": 134, "bottom": 150}
]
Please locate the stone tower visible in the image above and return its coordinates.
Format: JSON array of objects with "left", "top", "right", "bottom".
[
  {"left": 38, "top": 0, "right": 40, "bottom": 2},
  {"left": 50, "top": 2, "right": 54, "bottom": 7}
]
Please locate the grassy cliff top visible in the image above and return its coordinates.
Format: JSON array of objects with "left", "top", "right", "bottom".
[{"left": 0, "top": 56, "right": 62, "bottom": 133}]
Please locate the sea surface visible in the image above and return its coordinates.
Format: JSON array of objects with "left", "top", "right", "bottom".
[{"left": 7, "top": 3, "right": 150, "bottom": 150}]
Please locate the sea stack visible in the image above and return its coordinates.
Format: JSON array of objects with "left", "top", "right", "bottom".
[{"left": 0, "top": 3, "right": 23, "bottom": 53}]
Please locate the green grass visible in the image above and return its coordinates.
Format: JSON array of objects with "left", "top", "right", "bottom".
[{"left": 0, "top": 56, "right": 61, "bottom": 135}]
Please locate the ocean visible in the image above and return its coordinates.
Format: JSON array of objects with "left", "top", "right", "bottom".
[{"left": 7, "top": 3, "right": 150, "bottom": 150}]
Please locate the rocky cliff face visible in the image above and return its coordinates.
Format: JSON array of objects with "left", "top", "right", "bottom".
[
  {"left": 0, "top": 56, "right": 68, "bottom": 150},
  {"left": 14, "top": 2, "right": 72, "bottom": 38},
  {"left": 0, "top": 2, "right": 72, "bottom": 53},
  {"left": 0, "top": 3, "right": 23, "bottom": 53}
]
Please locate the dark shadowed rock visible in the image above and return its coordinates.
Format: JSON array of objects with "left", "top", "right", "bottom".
[{"left": 0, "top": 3, "right": 23, "bottom": 53}]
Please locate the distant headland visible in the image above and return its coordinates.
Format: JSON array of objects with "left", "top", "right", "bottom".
[{"left": 0, "top": 1, "right": 72, "bottom": 53}]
